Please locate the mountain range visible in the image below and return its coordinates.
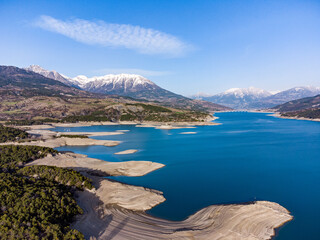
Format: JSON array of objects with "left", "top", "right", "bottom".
[
  {"left": 194, "top": 86, "right": 320, "bottom": 109},
  {"left": 0, "top": 65, "right": 224, "bottom": 122},
  {"left": 25, "top": 65, "right": 229, "bottom": 111}
]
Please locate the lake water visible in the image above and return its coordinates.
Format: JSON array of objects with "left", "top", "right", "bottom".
[{"left": 54, "top": 112, "right": 320, "bottom": 240}]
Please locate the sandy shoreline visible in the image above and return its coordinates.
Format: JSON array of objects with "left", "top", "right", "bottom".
[
  {"left": 78, "top": 200, "right": 292, "bottom": 240},
  {"left": 269, "top": 112, "right": 320, "bottom": 122},
  {"left": 6, "top": 122, "right": 293, "bottom": 239},
  {"left": 13, "top": 118, "right": 220, "bottom": 131}
]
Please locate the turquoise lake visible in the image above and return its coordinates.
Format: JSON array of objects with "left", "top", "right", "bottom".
[{"left": 54, "top": 112, "right": 320, "bottom": 239}]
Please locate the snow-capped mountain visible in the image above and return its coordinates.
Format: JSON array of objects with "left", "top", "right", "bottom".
[
  {"left": 198, "top": 86, "right": 320, "bottom": 109},
  {"left": 25, "top": 65, "right": 73, "bottom": 87},
  {"left": 250, "top": 86, "right": 320, "bottom": 109},
  {"left": 72, "top": 74, "right": 156, "bottom": 93},
  {"left": 223, "top": 87, "right": 272, "bottom": 98},
  {"left": 69, "top": 73, "right": 181, "bottom": 101},
  {"left": 261, "top": 86, "right": 320, "bottom": 106},
  {"left": 26, "top": 65, "right": 229, "bottom": 111},
  {"left": 200, "top": 87, "right": 272, "bottom": 109}
]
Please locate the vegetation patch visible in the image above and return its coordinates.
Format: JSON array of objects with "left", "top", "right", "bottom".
[
  {"left": 0, "top": 173, "right": 84, "bottom": 239},
  {"left": 126, "top": 103, "right": 172, "bottom": 113},
  {"left": 0, "top": 124, "right": 29, "bottom": 143},
  {"left": 18, "top": 165, "right": 93, "bottom": 190},
  {"left": 0, "top": 145, "right": 58, "bottom": 171},
  {"left": 5, "top": 118, "right": 60, "bottom": 126}
]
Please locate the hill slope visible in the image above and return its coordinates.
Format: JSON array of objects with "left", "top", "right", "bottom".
[{"left": 272, "top": 94, "right": 320, "bottom": 119}]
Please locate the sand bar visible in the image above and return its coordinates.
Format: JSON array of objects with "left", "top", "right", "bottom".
[
  {"left": 27, "top": 152, "right": 164, "bottom": 177},
  {"left": 56, "top": 131, "right": 124, "bottom": 136},
  {"left": 0, "top": 137, "right": 120, "bottom": 148},
  {"left": 25, "top": 129, "right": 124, "bottom": 137},
  {"left": 114, "top": 149, "right": 138, "bottom": 155}
]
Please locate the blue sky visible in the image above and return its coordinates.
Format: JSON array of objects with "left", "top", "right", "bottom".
[{"left": 0, "top": 0, "right": 319, "bottom": 95}]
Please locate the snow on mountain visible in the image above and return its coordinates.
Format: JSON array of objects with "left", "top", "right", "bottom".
[
  {"left": 200, "top": 86, "right": 320, "bottom": 110},
  {"left": 70, "top": 75, "right": 91, "bottom": 87},
  {"left": 257, "top": 86, "right": 320, "bottom": 108},
  {"left": 222, "top": 87, "right": 272, "bottom": 98},
  {"left": 25, "top": 65, "right": 73, "bottom": 86},
  {"left": 200, "top": 87, "right": 272, "bottom": 109},
  {"left": 74, "top": 74, "right": 156, "bottom": 91},
  {"left": 25, "top": 65, "right": 186, "bottom": 101}
]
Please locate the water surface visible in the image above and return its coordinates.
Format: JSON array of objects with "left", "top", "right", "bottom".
[{"left": 55, "top": 112, "right": 320, "bottom": 240}]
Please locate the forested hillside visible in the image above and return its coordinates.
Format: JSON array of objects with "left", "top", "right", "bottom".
[{"left": 0, "top": 143, "right": 92, "bottom": 239}]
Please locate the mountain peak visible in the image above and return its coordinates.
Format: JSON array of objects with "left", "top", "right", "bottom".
[
  {"left": 222, "top": 87, "right": 271, "bottom": 98},
  {"left": 25, "top": 65, "right": 72, "bottom": 86},
  {"left": 27, "top": 64, "right": 45, "bottom": 71},
  {"left": 71, "top": 73, "right": 155, "bottom": 89}
]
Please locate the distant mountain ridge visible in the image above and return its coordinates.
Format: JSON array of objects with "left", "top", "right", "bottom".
[
  {"left": 257, "top": 86, "right": 320, "bottom": 108},
  {"left": 196, "top": 86, "right": 320, "bottom": 110},
  {"left": 26, "top": 65, "right": 230, "bottom": 111},
  {"left": 197, "top": 87, "right": 272, "bottom": 109}
]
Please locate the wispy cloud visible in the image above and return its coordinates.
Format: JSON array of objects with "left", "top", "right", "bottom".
[
  {"left": 94, "top": 68, "right": 172, "bottom": 77},
  {"left": 34, "top": 15, "right": 192, "bottom": 57}
]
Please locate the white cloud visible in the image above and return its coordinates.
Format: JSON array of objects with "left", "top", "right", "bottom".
[
  {"left": 94, "top": 68, "right": 171, "bottom": 77},
  {"left": 34, "top": 15, "right": 192, "bottom": 57}
]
